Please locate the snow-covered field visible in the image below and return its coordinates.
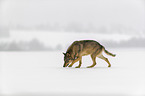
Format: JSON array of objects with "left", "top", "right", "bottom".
[{"left": 0, "top": 48, "right": 145, "bottom": 96}]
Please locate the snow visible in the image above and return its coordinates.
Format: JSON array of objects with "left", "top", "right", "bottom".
[{"left": 0, "top": 48, "right": 145, "bottom": 96}]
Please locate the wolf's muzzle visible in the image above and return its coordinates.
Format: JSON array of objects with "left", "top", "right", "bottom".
[
  {"left": 63, "top": 63, "right": 69, "bottom": 67},
  {"left": 63, "top": 65, "right": 66, "bottom": 67}
]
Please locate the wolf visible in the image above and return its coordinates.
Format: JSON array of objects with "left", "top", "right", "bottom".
[{"left": 63, "top": 40, "right": 116, "bottom": 68}]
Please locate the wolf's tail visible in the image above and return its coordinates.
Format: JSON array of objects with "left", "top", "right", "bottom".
[{"left": 103, "top": 47, "right": 116, "bottom": 57}]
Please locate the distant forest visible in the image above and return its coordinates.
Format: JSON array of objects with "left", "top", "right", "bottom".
[
  {"left": 0, "top": 37, "right": 145, "bottom": 51},
  {"left": 102, "top": 37, "right": 145, "bottom": 48}
]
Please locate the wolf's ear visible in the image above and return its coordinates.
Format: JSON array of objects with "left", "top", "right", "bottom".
[{"left": 63, "top": 53, "right": 66, "bottom": 55}]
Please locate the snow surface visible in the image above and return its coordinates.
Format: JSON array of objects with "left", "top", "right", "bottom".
[{"left": 0, "top": 48, "right": 145, "bottom": 96}]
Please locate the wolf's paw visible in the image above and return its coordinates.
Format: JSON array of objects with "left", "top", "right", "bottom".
[
  {"left": 68, "top": 65, "right": 72, "bottom": 67},
  {"left": 75, "top": 66, "right": 81, "bottom": 68},
  {"left": 86, "top": 66, "right": 93, "bottom": 68},
  {"left": 108, "top": 65, "right": 111, "bottom": 67}
]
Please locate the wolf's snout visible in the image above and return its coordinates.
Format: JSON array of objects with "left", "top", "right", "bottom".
[
  {"left": 63, "top": 63, "right": 69, "bottom": 67},
  {"left": 63, "top": 63, "right": 66, "bottom": 67}
]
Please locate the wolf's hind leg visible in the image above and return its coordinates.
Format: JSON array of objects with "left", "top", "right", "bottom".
[
  {"left": 68, "top": 57, "right": 81, "bottom": 67},
  {"left": 98, "top": 55, "right": 111, "bottom": 67}
]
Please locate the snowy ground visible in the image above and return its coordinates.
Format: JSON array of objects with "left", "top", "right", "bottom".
[{"left": 0, "top": 48, "right": 145, "bottom": 96}]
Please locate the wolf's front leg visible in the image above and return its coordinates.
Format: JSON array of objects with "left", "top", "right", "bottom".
[
  {"left": 75, "top": 59, "right": 82, "bottom": 68},
  {"left": 68, "top": 57, "right": 81, "bottom": 67}
]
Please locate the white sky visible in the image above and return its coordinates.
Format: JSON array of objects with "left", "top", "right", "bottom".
[{"left": 0, "top": 0, "right": 145, "bottom": 31}]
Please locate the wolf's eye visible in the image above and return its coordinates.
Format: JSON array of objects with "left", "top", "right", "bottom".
[
  {"left": 65, "top": 59, "right": 70, "bottom": 63},
  {"left": 66, "top": 53, "right": 70, "bottom": 56},
  {"left": 66, "top": 58, "right": 71, "bottom": 61}
]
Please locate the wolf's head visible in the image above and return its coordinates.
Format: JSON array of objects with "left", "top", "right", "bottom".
[{"left": 63, "top": 52, "right": 73, "bottom": 67}]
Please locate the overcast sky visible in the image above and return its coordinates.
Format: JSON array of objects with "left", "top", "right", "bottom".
[{"left": 0, "top": 0, "right": 145, "bottom": 32}]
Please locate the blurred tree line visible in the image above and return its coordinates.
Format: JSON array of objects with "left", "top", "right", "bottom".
[
  {"left": 102, "top": 37, "right": 145, "bottom": 48},
  {"left": 0, "top": 39, "right": 58, "bottom": 51},
  {"left": 0, "top": 37, "right": 144, "bottom": 51}
]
